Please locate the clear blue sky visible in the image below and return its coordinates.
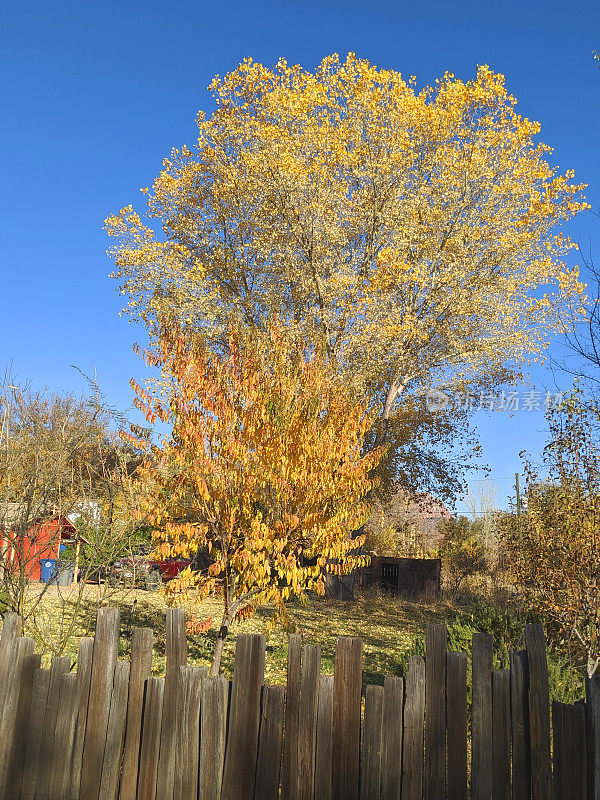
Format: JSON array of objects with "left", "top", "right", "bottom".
[{"left": 1, "top": 0, "right": 599, "bottom": 511}]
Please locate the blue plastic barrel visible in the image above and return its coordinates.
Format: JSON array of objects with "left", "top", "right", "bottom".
[{"left": 39, "top": 559, "right": 57, "bottom": 583}]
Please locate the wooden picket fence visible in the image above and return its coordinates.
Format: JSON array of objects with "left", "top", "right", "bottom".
[{"left": 0, "top": 607, "right": 597, "bottom": 800}]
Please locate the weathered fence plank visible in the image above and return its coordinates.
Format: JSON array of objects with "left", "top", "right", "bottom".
[
  {"left": 282, "top": 633, "right": 302, "bottom": 800},
  {"left": 0, "top": 613, "right": 22, "bottom": 789},
  {"left": 446, "top": 652, "right": 467, "bottom": 800},
  {"left": 99, "top": 660, "right": 131, "bottom": 800},
  {"left": 332, "top": 637, "right": 362, "bottom": 800},
  {"left": 472, "top": 632, "right": 493, "bottom": 800},
  {"left": 587, "top": 673, "right": 600, "bottom": 800},
  {"left": 21, "top": 667, "right": 50, "bottom": 800},
  {"left": 510, "top": 649, "right": 531, "bottom": 800},
  {"left": 156, "top": 608, "right": 187, "bottom": 800},
  {"left": 36, "top": 655, "right": 71, "bottom": 800},
  {"left": 382, "top": 675, "right": 404, "bottom": 800},
  {"left": 48, "top": 671, "right": 78, "bottom": 800},
  {"left": 492, "top": 668, "right": 511, "bottom": 800},
  {"left": 66, "top": 636, "right": 94, "bottom": 800},
  {"left": 119, "top": 627, "right": 154, "bottom": 800},
  {"left": 314, "top": 675, "right": 334, "bottom": 800},
  {"left": 425, "top": 623, "right": 447, "bottom": 800},
  {"left": 573, "top": 700, "right": 587, "bottom": 800},
  {"left": 254, "top": 684, "right": 286, "bottom": 800},
  {"left": 221, "top": 633, "right": 266, "bottom": 800},
  {"left": 0, "top": 636, "right": 34, "bottom": 794},
  {"left": 137, "top": 676, "right": 164, "bottom": 800},
  {"left": 297, "top": 644, "right": 321, "bottom": 800},
  {"left": 553, "top": 701, "right": 565, "bottom": 800},
  {"left": 525, "top": 624, "right": 553, "bottom": 800},
  {"left": 198, "top": 674, "right": 229, "bottom": 800},
  {"left": 80, "top": 607, "right": 120, "bottom": 800},
  {"left": 174, "top": 665, "right": 204, "bottom": 800},
  {"left": 5, "top": 650, "right": 41, "bottom": 799},
  {"left": 360, "top": 684, "right": 384, "bottom": 800},
  {"left": 402, "top": 654, "right": 425, "bottom": 800}
]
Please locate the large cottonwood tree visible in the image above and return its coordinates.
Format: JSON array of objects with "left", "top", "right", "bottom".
[{"left": 107, "top": 54, "right": 588, "bottom": 500}]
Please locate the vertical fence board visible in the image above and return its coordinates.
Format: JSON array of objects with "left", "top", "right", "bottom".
[
  {"left": 425, "top": 623, "right": 447, "bottom": 800},
  {"left": 360, "top": 684, "right": 384, "bottom": 800},
  {"left": 21, "top": 667, "right": 50, "bottom": 800},
  {"left": 48, "top": 671, "right": 78, "bottom": 800},
  {"left": 587, "top": 673, "right": 600, "bottom": 800},
  {"left": 447, "top": 652, "right": 467, "bottom": 800},
  {"left": 199, "top": 674, "right": 229, "bottom": 800},
  {"left": 254, "top": 684, "right": 286, "bottom": 800},
  {"left": 382, "top": 675, "right": 404, "bottom": 800},
  {"left": 297, "top": 645, "right": 321, "bottom": 800},
  {"left": 472, "top": 632, "right": 493, "bottom": 800},
  {"left": 156, "top": 608, "right": 187, "bottom": 800},
  {"left": 66, "top": 636, "right": 94, "bottom": 800},
  {"left": 221, "top": 634, "right": 266, "bottom": 800},
  {"left": 0, "top": 613, "right": 22, "bottom": 789},
  {"left": 36, "top": 654, "right": 71, "bottom": 800},
  {"left": 314, "top": 675, "right": 334, "bottom": 800},
  {"left": 511, "top": 649, "right": 531, "bottom": 800},
  {"left": 552, "top": 702, "right": 565, "bottom": 800},
  {"left": 5, "top": 651, "right": 41, "bottom": 800},
  {"left": 174, "top": 665, "right": 204, "bottom": 800},
  {"left": 525, "top": 624, "right": 553, "bottom": 800},
  {"left": 119, "top": 627, "right": 154, "bottom": 800},
  {"left": 99, "top": 660, "right": 131, "bottom": 800},
  {"left": 0, "top": 636, "right": 34, "bottom": 794},
  {"left": 80, "top": 607, "right": 120, "bottom": 800},
  {"left": 137, "top": 676, "right": 164, "bottom": 800},
  {"left": 282, "top": 634, "right": 302, "bottom": 800},
  {"left": 402, "top": 654, "right": 425, "bottom": 800},
  {"left": 492, "top": 669, "right": 511, "bottom": 800},
  {"left": 332, "top": 637, "right": 363, "bottom": 800},
  {"left": 572, "top": 701, "right": 587, "bottom": 800}
]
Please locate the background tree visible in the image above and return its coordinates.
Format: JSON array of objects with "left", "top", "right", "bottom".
[
  {"left": 0, "top": 377, "right": 147, "bottom": 654},
  {"left": 503, "top": 385, "right": 600, "bottom": 676},
  {"left": 438, "top": 515, "right": 488, "bottom": 594},
  {"left": 131, "top": 320, "right": 382, "bottom": 674},
  {"left": 107, "top": 53, "right": 588, "bottom": 504}
]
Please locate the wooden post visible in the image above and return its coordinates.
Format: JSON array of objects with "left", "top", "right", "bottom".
[
  {"left": 0, "top": 636, "right": 34, "bottom": 794},
  {"left": 80, "top": 607, "right": 121, "bottom": 800},
  {"left": 66, "top": 636, "right": 94, "bottom": 800},
  {"left": 282, "top": 634, "right": 302, "bottom": 800},
  {"left": 220, "top": 634, "right": 266, "bottom": 800},
  {"left": 174, "top": 665, "right": 204, "bottom": 800},
  {"left": 119, "top": 627, "right": 154, "bottom": 800},
  {"left": 447, "top": 652, "right": 468, "bottom": 800},
  {"left": 471, "top": 632, "right": 493, "bottom": 800},
  {"left": 137, "top": 677, "right": 164, "bottom": 800},
  {"left": 5, "top": 651, "right": 41, "bottom": 800},
  {"left": 156, "top": 608, "right": 187, "bottom": 800},
  {"left": 525, "top": 624, "right": 553, "bottom": 800},
  {"left": 402, "top": 655, "right": 425, "bottom": 800},
  {"left": 297, "top": 645, "right": 321, "bottom": 800},
  {"left": 35, "top": 655, "right": 71, "bottom": 800},
  {"left": 587, "top": 673, "right": 600, "bottom": 800},
  {"left": 48, "top": 672, "right": 78, "bottom": 800},
  {"left": 20, "top": 668, "right": 51, "bottom": 800},
  {"left": 492, "top": 669, "right": 511, "bottom": 800},
  {"left": 74, "top": 537, "right": 81, "bottom": 583},
  {"left": 314, "top": 675, "right": 334, "bottom": 800},
  {"left": 254, "top": 684, "right": 286, "bottom": 800},
  {"left": 332, "top": 637, "right": 362, "bottom": 800},
  {"left": 382, "top": 675, "right": 404, "bottom": 800},
  {"left": 198, "top": 675, "right": 229, "bottom": 800},
  {"left": 510, "top": 649, "right": 531, "bottom": 800},
  {"left": 425, "top": 623, "right": 447, "bottom": 800},
  {"left": 360, "top": 684, "right": 384, "bottom": 800}
]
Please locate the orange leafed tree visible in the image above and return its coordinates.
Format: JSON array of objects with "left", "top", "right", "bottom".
[{"left": 131, "top": 321, "right": 382, "bottom": 674}]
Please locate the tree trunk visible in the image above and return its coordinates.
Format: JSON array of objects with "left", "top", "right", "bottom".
[{"left": 210, "top": 616, "right": 231, "bottom": 677}]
